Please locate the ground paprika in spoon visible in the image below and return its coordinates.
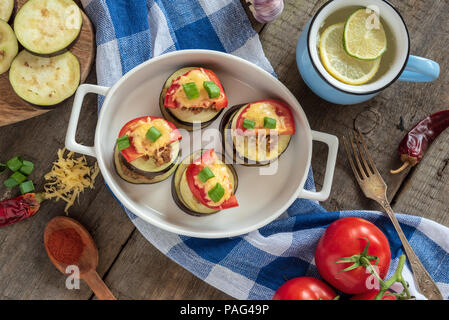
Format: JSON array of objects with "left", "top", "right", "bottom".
[{"left": 47, "top": 228, "right": 84, "bottom": 265}]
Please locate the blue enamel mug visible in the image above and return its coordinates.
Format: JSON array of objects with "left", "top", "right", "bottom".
[{"left": 296, "top": 0, "right": 440, "bottom": 105}]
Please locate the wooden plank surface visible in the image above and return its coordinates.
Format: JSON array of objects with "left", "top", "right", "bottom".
[{"left": 0, "top": 0, "right": 448, "bottom": 300}]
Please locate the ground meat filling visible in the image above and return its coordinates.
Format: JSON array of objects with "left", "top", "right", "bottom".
[
  {"left": 153, "top": 144, "right": 173, "bottom": 166},
  {"left": 180, "top": 102, "right": 217, "bottom": 114}
]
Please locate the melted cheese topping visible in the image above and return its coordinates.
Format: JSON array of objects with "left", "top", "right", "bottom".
[
  {"left": 173, "top": 69, "right": 214, "bottom": 108},
  {"left": 193, "top": 156, "right": 233, "bottom": 206},
  {"left": 44, "top": 148, "right": 99, "bottom": 213},
  {"left": 126, "top": 118, "right": 174, "bottom": 156},
  {"left": 242, "top": 102, "right": 287, "bottom": 131}
]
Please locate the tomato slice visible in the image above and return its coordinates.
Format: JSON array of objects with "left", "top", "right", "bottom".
[
  {"left": 185, "top": 149, "right": 238, "bottom": 210},
  {"left": 118, "top": 116, "right": 182, "bottom": 163},
  {"left": 164, "top": 68, "right": 228, "bottom": 110},
  {"left": 235, "top": 99, "right": 296, "bottom": 135}
]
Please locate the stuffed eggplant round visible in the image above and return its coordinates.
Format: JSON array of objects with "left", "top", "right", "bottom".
[
  {"left": 160, "top": 67, "right": 228, "bottom": 131},
  {"left": 220, "top": 100, "right": 296, "bottom": 166},
  {"left": 114, "top": 116, "right": 182, "bottom": 184},
  {"left": 172, "top": 149, "right": 238, "bottom": 216}
]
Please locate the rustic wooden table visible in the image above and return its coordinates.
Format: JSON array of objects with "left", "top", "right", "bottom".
[{"left": 0, "top": 0, "right": 447, "bottom": 300}]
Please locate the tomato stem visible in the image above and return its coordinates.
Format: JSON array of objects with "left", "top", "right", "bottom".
[{"left": 373, "top": 254, "right": 411, "bottom": 300}]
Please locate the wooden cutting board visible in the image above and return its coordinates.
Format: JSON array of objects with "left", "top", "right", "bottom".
[{"left": 0, "top": 0, "right": 95, "bottom": 127}]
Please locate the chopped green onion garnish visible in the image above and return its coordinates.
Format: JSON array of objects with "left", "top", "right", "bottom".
[
  {"left": 198, "top": 167, "right": 215, "bottom": 183},
  {"left": 11, "top": 171, "right": 27, "bottom": 184},
  {"left": 203, "top": 81, "right": 220, "bottom": 99},
  {"left": 117, "top": 135, "right": 131, "bottom": 151},
  {"left": 243, "top": 118, "right": 256, "bottom": 129},
  {"left": 182, "top": 82, "right": 200, "bottom": 100},
  {"left": 7, "top": 156, "right": 22, "bottom": 172},
  {"left": 146, "top": 126, "right": 162, "bottom": 142},
  {"left": 19, "top": 180, "right": 35, "bottom": 194},
  {"left": 19, "top": 160, "right": 34, "bottom": 176},
  {"left": 4, "top": 178, "right": 18, "bottom": 188},
  {"left": 208, "top": 183, "right": 225, "bottom": 203},
  {"left": 264, "top": 117, "right": 277, "bottom": 129}
]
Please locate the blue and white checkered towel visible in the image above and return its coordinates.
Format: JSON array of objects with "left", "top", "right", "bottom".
[{"left": 81, "top": 0, "right": 449, "bottom": 300}]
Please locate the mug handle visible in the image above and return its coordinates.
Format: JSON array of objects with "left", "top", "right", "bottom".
[
  {"left": 398, "top": 55, "right": 440, "bottom": 82},
  {"left": 65, "top": 84, "right": 110, "bottom": 158},
  {"left": 298, "top": 131, "right": 339, "bottom": 202}
]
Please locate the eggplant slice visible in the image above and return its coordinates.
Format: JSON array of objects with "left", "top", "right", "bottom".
[
  {"left": 14, "top": 0, "right": 82, "bottom": 55},
  {"left": 220, "top": 104, "right": 292, "bottom": 166},
  {"left": 159, "top": 67, "right": 223, "bottom": 131},
  {"left": 172, "top": 150, "right": 238, "bottom": 216},
  {"left": 0, "top": 20, "right": 18, "bottom": 75},
  {"left": 114, "top": 142, "right": 181, "bottom": 184},
  {"left": 9, "top": 50, "right": 80, "bottom": 106},
  {"left": 0, "top": 0, "right": 14, "bottom": 22}
]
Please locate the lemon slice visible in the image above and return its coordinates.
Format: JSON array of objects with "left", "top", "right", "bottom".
[
  {"left": 320, "top": 23, "right": 381, "bottom": 85},
  {"left": 343, "top": 8, "right": 387, "bottom": 60}
]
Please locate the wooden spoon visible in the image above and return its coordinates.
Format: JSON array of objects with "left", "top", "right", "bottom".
[{"left": 44, "top": 216, "right": 116, "bottom": 300}]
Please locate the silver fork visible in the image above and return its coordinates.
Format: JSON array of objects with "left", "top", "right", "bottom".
[{"left": 343, "top": 129, "right": 443, "bottom": 300}]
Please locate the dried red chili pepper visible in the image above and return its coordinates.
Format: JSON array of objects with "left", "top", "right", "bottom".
[
  {"left": 391, "top": 110, "right": 449, "bottom": 174},
  {"left": 0, "top": 193, "right": 45, "bottom": 227}
]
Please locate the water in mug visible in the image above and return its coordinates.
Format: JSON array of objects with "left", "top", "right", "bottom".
[{"left": 318, "top": 6, "right": 397, "bottom": 84}]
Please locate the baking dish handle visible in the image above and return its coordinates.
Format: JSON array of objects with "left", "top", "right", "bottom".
[
  {"left": 65, "top": 84, "right": 110, "bottom": 158},
  {"left": 298, "top": 131, "right": 339, "bottom": 202}
]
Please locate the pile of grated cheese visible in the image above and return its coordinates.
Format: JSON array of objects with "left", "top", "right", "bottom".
[{"left": 44, "top": 148, "right": 99, "bottom": 213}]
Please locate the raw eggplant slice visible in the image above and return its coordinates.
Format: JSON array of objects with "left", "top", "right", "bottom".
[
  {"left": 14, "top": 0, "right": 82, "bottom": 54},
  {"left": 0, "top": 0, "right": 14, "bottom": 22},
  {"left": 172, "top": 150, "right": 238, "bottom": 216},
  {"left": 114, "top": 145, "right": 180, "bottom": 184},
  {"left": 9, "top": 50, "right": 80, "bottom": 106},
  {"left": 159, "top": 67, "right": 223, "bottom": 131},
  {"left": 0, "top": 20, "right": 18, "bottom": 75}
]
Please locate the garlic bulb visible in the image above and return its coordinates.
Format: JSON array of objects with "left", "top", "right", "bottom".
[{"left": 247, "top": 0, "right": 284, "bottom": 23}]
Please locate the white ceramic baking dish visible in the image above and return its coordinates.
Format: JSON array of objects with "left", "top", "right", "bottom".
[{"left": 65, "top": 49, "right": 338, "bottom": 238}]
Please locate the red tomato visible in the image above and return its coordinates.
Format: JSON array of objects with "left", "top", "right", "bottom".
[
  {"left": 185, "top": 149, "right": 238, "bottom": 210},
  {"left": 118, "top": 116, "right": 182, "bottom": 162},
  {"left": 164, "top": 68, "right": 228, "bottom": 110},
  {"left": 272, "top": 277, "right": 337, "bottom": 300},
  {"left": 315, "top": 217, "right": 391, "bottom": 295},
  {"left": 350, "top": 290, "right": 397, "bottom": 300},
  {"left": 235, "top": 99, "right": 296, "bottom": 135}
]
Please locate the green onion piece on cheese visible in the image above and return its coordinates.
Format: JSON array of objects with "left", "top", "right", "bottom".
[
  {"left": 4, "top": 178, "right": 18, "bottom": 188},
  {"left": 198, "top": 167, "right": 215, "bottom": 183},
  {"left": 208, "top": 183, "right": 225, "bottom": 203},
  {"left": 11, "top": 171, "right": 27, "bottom": 184},
  {"left": 19, "top": 180, "right": 35, "bottom": 194},
  {"left": 117, "top": 135, "right": 131, "bottom": 151},
  {"left": 146, "top": 126, "right": 162, "bottom": 142},
  {"left": 243, "top": 118, "right": 256, "bottom": 129},
  {"left": 19, "top": 160, "right": 34, "bottom": 176},
  {"left": 183, "top": 82, "right": 200, "bottom": 100},
  {"left": 203, "top": 81, "right": 220, "bottom": 99},
  {"left": 264, "top": 117, "right": 277, "bottom": 129},
  {"left": 7, "top": 156, "right": 22, "bottom": 172}
]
